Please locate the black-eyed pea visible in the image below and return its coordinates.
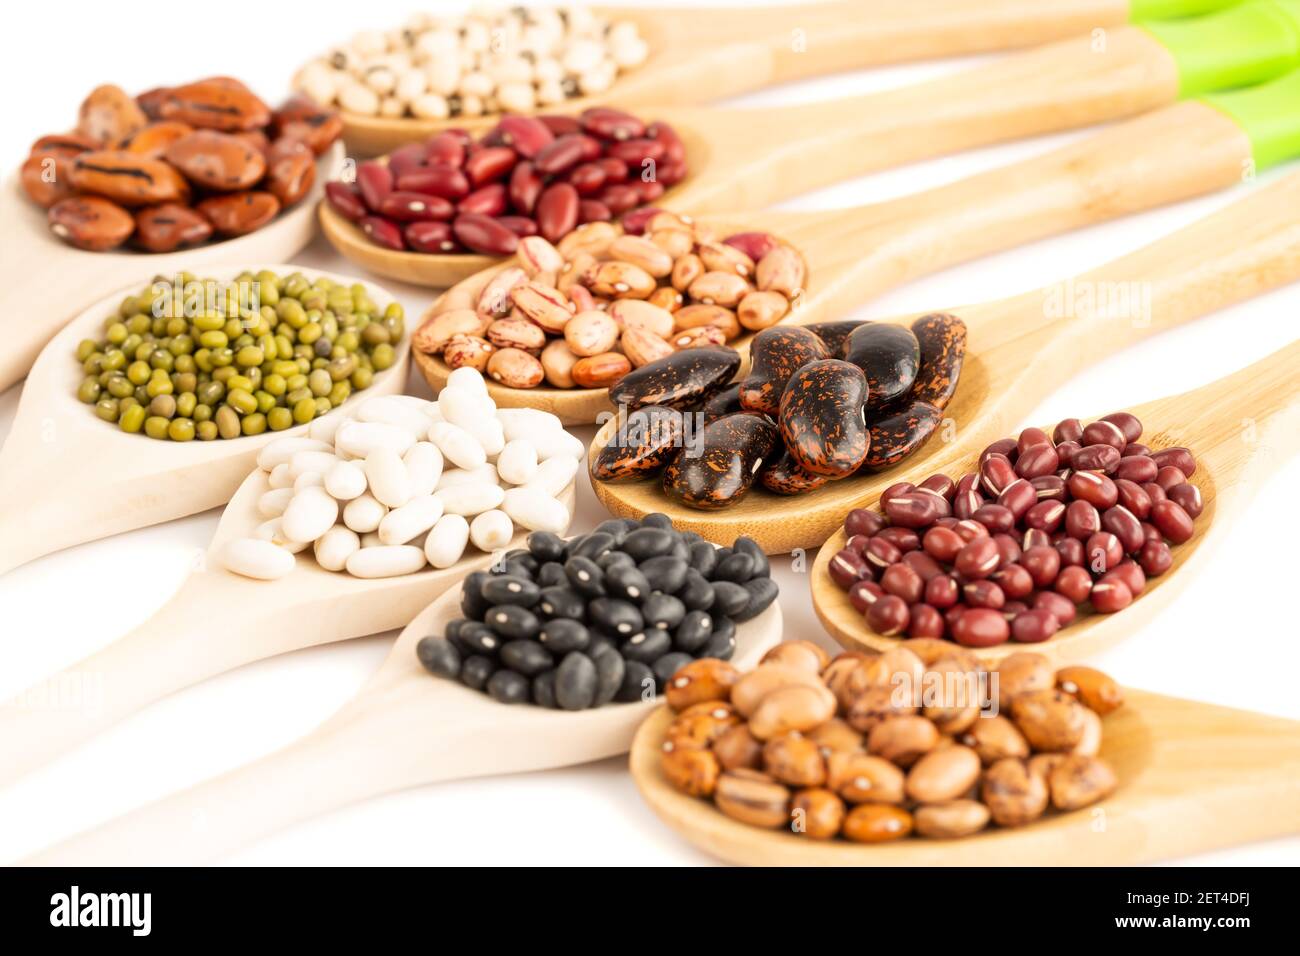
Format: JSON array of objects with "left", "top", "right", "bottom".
[
  {"left": 671, "top": 326, "right": 728, "bottom": 350},
  {"left": 665, "top": 658, "right": 740, "bottom": 711},
  {"left": 731, "top": 663, "right": 824, "bottom": 717},
  {"left": 756, "top": 245, "right": 807, "bottom": 299},
  {"left": 905, "top": 744, "right": 981, "bottom": 803},
  {"left": 621, "top": 326, "right": 674, "bottom": 367},
  {"left": 790, "top": 787, "right": 845, "bottom": 839},
  {"left": 1011, "top": 689, "right": 1091, "bottom": 753},
  {"left": 570, "top": 352, "right": 631, "bottom": 388},
  {"left": 713, "top": 769, "right": 791, "bottom": 828},
  {"left": 1048, "top": 754, "right": 1118, "bottom": 810},
  {"left": 996, "top": 651, "right": 1056, "bottom": 712},
  {"left": 737, "top": 290, "right": 790, "bottom": 331},
  {"left": 826, "top": 751, "right": 905, "bottom": 804},
  {"left": 747, "top": 684, "right": 837, "bottom": 740},
  {"left": 486, "top": 347, "right": 544, "bottom": 388},
  {"left": 961, "top": 714, "right": 1030, "bottom": 764},
  {"left": 671, "top": 253, "right": 704, "bottom": 292},
  {"left": 586, "top": 261, "right": 656, "bottom": 299},
  {"left": 1056, "top": 665, "right": 1125, "bottom": 716},
  {"left": 412, "top": 308, "right": 482, "bottom": 354},
  {"left": 609, "top": 234, "right": 674, "bottom": 277},
  {"left": 806, "top": 717, "right": 864, "bottom": 756},
  {"left": 660, "top": 739, "right": 720, "bottom": 797},
  {"left": 762, "top": 732, "right": 827, "bottom": 787},
  {"left": 982, "top": 757, "right": 1049, "bottom": 826},
  {"left": 698, "top": 240, "right": 755, "bottom": 278},
  {"left": 761, "top": 641, "right": 830, "bottom": 674},
  {"left": 842, "top": 804, "right": 913, "bottom": 842},
  {"left": 564, "top": 310, "right": 620, "bottom": 356},
  {"left": 650, "top": 227, "right": 694, "bottom": 259},
  {"left": 510, "top": 280, "right": 575, "bottom": 333},
  {"left": 476, "top": 266, "right": 528, "bottom": 321},
  {"left": 443, "top": 334, "right": 494, "bottom": 372},
  {"left": 914, "top": 799, "right": 991, "bottom": 838},
  {"left": 713, "top": 723, "right": 764, "bottom": 771},
  {"left": 540, "top": 339, "right": 579, "bottom": 388},
  {"left": 867, "top": 714, "right": 940, "bottom": 767},
  {"left": 486, "top": 317, "right": 547, "bottom": 352},
  {"left": 688, "top": 271, "right": 751, "bottom": 309},
  {"left": 609, "top": 298, "right": 674, "bottom": 337}
]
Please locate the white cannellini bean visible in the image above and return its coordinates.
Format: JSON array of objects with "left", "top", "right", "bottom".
[
  {"left": 496, "top": 440, "right": 539, "bottom": 485},
  {"left": 252, "top": 519, "right": 310, "bottom": 554},
  {"left": 502, "top": 488, "right": 569, "bottom": 533},
  {"left": 268, "top": 462, "right": 294, "bottom": 489},
  {"left": 357, "top": 396, "right": 434, "bottom": 438},
  {"left": 428, "top": 421, "right": 487, "bottom": 470},
  {"left": 343, "top": 492, "right": 387, "bottom": 533},
  {"left": 446, "top": 366, "right": 489, "bottom": 395},
  {"left": 404, "top": 442, "right": 444, "bottom": 497},
  {"left": 522, "top": 456, "right": 578, "bottom": 498},
  {"left": 281, "top": 487, "right": 340, "bottom": 544},
  {"left": 294, "top": 471, "right": 325, "bottom": 492},
  {"left": 324, "top": 459, "right": 368, "bottom": 501},
  {"left": 466, "top": 417, "right": 505, "bottom": 457},
  {"left": 257, "top": 487, "right": 295, "bottom": 518},
  {"left": 345, "top": 545, "right": 428, "bottom": 578},
  {"left": 435, "top": 483, "right": 505, "bottom": 516},
  {"left": 221, "top": 538, "right": 296, "bottom": 581},
  {"left": 437, "top": 386, "right": 494, "bottom": 428},
  {"left": 530, "top": 428, "right": 585, "bottom": 461},
  {"left": 497, "top": 408, "right": 562, "bottom": 443},
  {"left": 365, "top": 448, "right": 412, "bottom": 508},
  {"left": 308, "top": 414, "right": 345, "bottom": 445},
  {"left": 469, "top": 509, "right": 513, "bottom": 551},
  {"left": 378, "top": 495, "right": 444, "bottom": 545},
  {"left": 360, "top": 530, "right": 383, "bottom": 548},
  {"left": 424, "top": 514, "right": 470, "bottom": 568},
  {"left": 257, "top": 437, "right": 331, "bottom": 472},
  {"left": 289, "top": 450, "right": 340, "bottom": 481},
  {"left": 426, "top": 403, "right": 445, "bottom": 424},
  {"left": 314, "top": 525, "right": 361, "bottom": 572},
  {"left": 335, "top": 420, "right": 416, "bottom": 459},
  {"left": 436, "top": 464, "right": 499, "bottom": 490}
]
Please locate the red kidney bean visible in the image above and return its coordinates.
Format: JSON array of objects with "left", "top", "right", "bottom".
[
  {"left": 918, "top": 474, "right": 956, "bottom": 500},
  {"left": 1104, "top": 560, "right": 1146, "bottom": 597},
  {"left": 1151, "top": 447, "right": 1196, "bottom": 477},
  {"left": 538, "top": 115, "right": 583, "bottom": 137},
  {"left": 881, "top": 564, "right": 925, "bottom": 604},
  {"left": 1151, "top": 500, "right": 1195, "bottom": 544},
  {"left": 846, "top": 508, "right": 886, "bottom": 538},
  {"left": 1155, "top": 466, "right": 1187, "bottom": 492},
  {"left": 536, "top": 183, "right": 580, "bottom": 243},
  {"left": 1083, "top": 420, "right": 1127, "bottom": 451},
  {"left": 533, "top": 135, "right": 588, "bottom": 175},
  {"left": 1085, "top": 532, "right": 1124, "bottom": 573},
  {"left": 568, "top": 163, "right": 607, "bottom": 194},
  {"left": 325, "top": 182, "right": 366, "bottom": 221},
  {"left": 1055, "top": 565, "right": 1093, "bottom": 603},
  {"left": 1023, "top": 500, "right": 1065, "bottom": 533},
  {"left": 952, "top": 607, "right": 1010, "bottom": 647},
  {"left": 1072, "top": 444, "right": 1122, "bottom": 473},
  {"left": 578, "top": 200, "right": 612, "bottom": 223},
  {"left": 1021, "top": 545, "right": 1061, "bottom": 589},
  {"left": 922, "top": 526, "right": 963, "bottom": 563},
  {"left": 1067, "top": 471, "right": 1118, "bottom": 509},
  {"left": 1100, "top": 505, "right": 1144, "bottom": 554},
  {"left": 647, "top": 121, "right": 687, "bottom": 163},
  {"left": 963, "top": 580, "right": 1005, "bottom": 610},
  {"left": 1021, "top": 528, "right": 1052, "bottom": 551},
  {"left": 359, "top": 215, "right": 404, "bottom": 250},
  {"left": 1113, "top": 479, "right": 1152, "bottom": 521},
  {"left": 979, "top": 453, "right": 1016, "bottom": 496},
  {"left": 1053, "top": 418, "right": 1084, "bottom": 444},
  {"left": 1065, "top": 500, "right": 1101, "bottom": 539},
  {"left": 864, "top": 537, "right": 902, "bottom": 572},
  {"left": 597, "top": 156, "right": 630, "bottom": 181},
  {"left": 908, "top": 604, "right": 945, "bottom": 639},
  {"left": 1138, "top": 539, "right": 1173, "bottom": 577},
  {"left": 723, "top": 231, "right": 779, "bottom": 262},
  {"left": 1033, "top": 591, "right": 1077, "bottom": 627},
  {"left": 953, "top": 519, "right": 989, "bottom": 543},
  {"left": 925, "top": 575, "right": 959, "bottom": 609},
  {"left": 452, "top": 213, "right": 518, "bottom": 256},
  {"left": 496, "top": 116, "right": 554, "bottom": 158},
  {"left": 464, "top": 146, "right": 518, "bottom": 187},
  {"left": 580, "top": 107, "right": 646, "bottom": 141},
  {"left": 991, "top": 564, "right": 1034, "bottom": 600},
  {"left": 867, "top": 595, "right": 910, "bottom": 636},
  {"left": 607, "top": 137, "right": 665, "bottom": 167},
  {"left": 952, "top": 489, "right": 983, "bottom": 520},
  {"left": 425, "top": 131, "right": 466, "bottom": 167},
  {"left": 973, "top": 504, "right": 1015, "bottom": 535},
  {"left": 1090, "top": 578, "right": 1133, "bottom": 613},
  {"left": 829, "top": 548, "right": 872, "bottom": 588},
  {"left": 635, "top": 180, "right": 666, "bottom": 203},
  {"left": 356, "top": 161, "right": 393, "bottom": 209},
  {"left": 993, "top": 533, "right": 1021, "bottom": 568},
  {"left": 457, "top": 183, "right": 508, "bottom": 216},
  {"left": 849, "top": 580, "right": 885, "bottom": 613},
  {"left": 1115, "top": 454, "right": 1158, "bottom": 484},
  {"left": 497, "top": 216, "right": 539, "bottom": 237},
  {"left": 1055, "top": 535, "right": 1085, "bottom": 568},
  {"left": 876, "top": 527, "right": 920, "bottom": 553},
  {"left": 658, "top": 161, "right": 688, "bottom": 187},
  {"left": 1029, "top": 475, "right": 1067, "bottom": 501},
  {"left": 954, "top": 538, "right": 999, "bottom": 579},
  {"left": 1100, "top": 411, "right": 1143, "bottom": 443},
  {"left": 1012, "top": 609, "right": 1059, "bottom": 644},
  {"left": 997, "top": 480, "right": 1037, "bottom": 522},
  {"left": 378, "top": 191, "right": 454, "bottom": 222},
  {"left": 1167, "top": 482, "right": 1203, "bottom": 518},
  {"left": 398, "top": 164, "right": 470, "bottom": 200},
  {"left": 600, "top": 183, "right": 641, "bottom": 214},
  {"left": 883, "top": 492, "right": 941, "bottom": 529},
  {"left": 505, "top": 162, "right": 543, "bottom": 215},
  {"left": 617, "top": 203, "right": 660, "bottom": 235},
  {"left": 902, "top": 550, "right": 944, "bottom": 581},
  {"left": 387, "top": 142, "right": 427, "bottom": 179},
  {"left": 404, "top": 220, "right": 457, "bottom": 253},
  {"left": 1014, "top": 444, "right": 1059, "bottom": 479}
]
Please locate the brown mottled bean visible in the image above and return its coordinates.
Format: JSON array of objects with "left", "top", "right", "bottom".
[
  {"left": 196, "top": 190, "right": 279, "bottom": 236},
  {"left": 48, "top": 196, "right": 134, "bottom": 251}
]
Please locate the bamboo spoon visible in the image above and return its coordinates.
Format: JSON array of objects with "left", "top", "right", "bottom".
[
  {"left": 0, "top": 471, "right": 577, "bottom": 788},
  {"left": 0, "top": 143, "right": 345, "bottom": 395},
  {"left": 812, "top": 341, "right": 1300, "bottom": 662},
  {"left": 19, "top": 584, "right": 783, "bottom": 865},
  {"left": 0, "top": 265, "right": 409, "bottom": 576},
  {"left": 592, "top": 165, "right": 1300, "bottom": 550},
  {"left": 629, "top": 689, "right": 1300, "bottom": 866},
  {"left": 336, "top": 0, "right": 1239, "bottom": 155}
]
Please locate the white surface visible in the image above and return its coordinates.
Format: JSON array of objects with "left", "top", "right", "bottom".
[{"left": 0, "top": 0, "right": 1297, "bottom": 866}]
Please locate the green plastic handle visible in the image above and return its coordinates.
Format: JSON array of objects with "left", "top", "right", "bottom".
[
  {"left": 1130, "top": 0, "right": 1242, "bottom": 18},
  {"left": 1142, "top": 1, "right": 1300, "bottom": 95},
  {"left": 1204, "top": 66, "right": 1300, "bottom": 168}
]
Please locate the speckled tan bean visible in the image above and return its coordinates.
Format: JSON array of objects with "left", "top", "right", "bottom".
[
  {"left": 563, "top": 310, "right": 620, "bottom": 356},
  {"left": 486, "top": 347, "right": 544, "bottom": 388}
]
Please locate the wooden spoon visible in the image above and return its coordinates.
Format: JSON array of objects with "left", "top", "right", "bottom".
[
  {"left": 323, "top": 22, "right": 1190, "bottom": 288},
  {"left": 0, "top": 264, "right": 409, "bottom": 575},
  {"left": 18, "top": 583, "right": 783, "bottom": 865},
  {"left": 629, "top": 689, "right": 1300, "bottom": 865},
  {"left": 812, "top": 339, "right": 1300, "bottom": 662},
  {"left": 0, "top": 142, "right": 345, "bottom": 395},
  {"left": 0, "top": 471, "right": 576, "bottom": 788},
  {"left": 337, "top": 0, "right": 1165, "bottom": 156},
  {"left": 592, "top": 163, "right": 1300, "bottom": 549}
]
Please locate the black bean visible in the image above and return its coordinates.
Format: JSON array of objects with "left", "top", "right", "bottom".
[
  {"left": 500, "top": 639, "right": 553, "bottom": 676},
  {"left": 484, "top": 605, "right": 540, "bottom": 640},
  {"left": 555, "top": 652, "right": 598, "bottom": 710},
  {"left": 606, "top": 564, "right": 651, "bottom": 601},
  {"left": 597, "top": 550, "right": 636, "bottom": 573},
  {"left": 641, "top": 513, "right": 673, "bottom": 529},
  {"left": 537, "top": 586, "right": 585, "bottom": 621},
  {"left": 680, "top": 530, "right": 702, "bottom": 544},
  {"left": 592, "top": 646, "right": 625, "bottom": 706},
  {"left": 668, "top": 537, "right": 691, "bottom": 561},
  {"left": 532, "top": 669, "right": 558, "bottom": 708},
  {"left": 734, "top": 576, "right": 780, "bottom": 621},
  {"left": 593, "top": 518, "right": 629, "bottom": 543},
  {"left": 539, "top": 618, "right": 590, "bottom": 654},
  {"left": 621, "top": 629, "right": 673, "bottom": 663},
  {"left": 564, "top": 556, "right": 606, "bottom": 596},
  {"left": 713, "top": 552, "right": 755, "bottom": 583},
  {"left": 615, "top": 660, "right": 656, "bottom": 702},
  {"left": 589, "top": 597, "right": 644, "bottom": 637},
  {"left": 698, "top": 628, "right": 737, "bottom": 661},
  {"left": 678, "top": 569, "right": 716, "bottom": 610},
  {"left": 460, "top": 571, "right": 491, "bottom": 620},
  {"left": 444, "top": 620, "right": 473, "bottom": 656},
  {"left": 571, "top": 531, "right": 616, "bottom": 561},
  {"left": 497, "top": 557, "right": 535, "bottom": 579},
  {"left": 527, "top": 531, "right": 567, "bottom": 563},
  {"left": 674, "top": 610, "right": 713, "bottom": 652},
  {"left": 459, "top": 621, "right": 502, "bottom": 656},
  {"left": 710, "top": 613, "right": 736, "bottom": 643},
  {"left": 733, "top": 536, "right": 770, "bottom": 578},
  {"left": 416, "top": 636, "right": 460, "bottom": 679},
  {"left": 487, "top": 669, "right": 530, "bottom": 704},
  {"left": 715, "top": 546, "right": 734, "bottom": 562},
  {"left": 641, "top": 555, "right": 688, "bottom": 593},
  {"left": 482, "top": 575, "right": 541, "bottom": 608},
  {"left": 622, "top": 527, "right": 675, "bottom": 561},
  {"left": 587, "top": 634, "right": 617, "bottom": 659},
  {"left": 641, "top": 592, "right": 686, "bottom": 630},
  {"left": 711, "top": 580, "right": 750, "bottom": 617},
  {"left": 502, "top": 549, "right": 538, "bottom": 576},
  {"left": 460, "top": 655, "right": 496, "bottom": 690},
  {"left": 652, "top": 652, "right": 694, "bottom": 688},
  {"left": 537, "top": 561, "right": 568, "bottom": 587}
]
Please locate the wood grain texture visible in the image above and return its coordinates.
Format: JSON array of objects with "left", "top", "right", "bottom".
[
  {"left": 340, "top": 1, "right": 1136, "bottom": 155},
  {"left": 0, "top": 143, "right": 345, "bottom": 394},
  {"left": 0, "top": 265, "right": 410, "bottom": 575},
  {"left": 629, "top": 689, "right": 1300, "bottom": 866},
  {"left": 592, "top": 140, "right": 1290, "bottom": 553},
  {"left": 21, "top": 582, "right": 783, "bottom": 865}
]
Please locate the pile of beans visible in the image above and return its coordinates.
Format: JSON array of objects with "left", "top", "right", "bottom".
[
  {"left": 23, "top": 79, "right": 340, "bottom": 252},
  {"left": 221, "top": 367, "right": 583, "bottom": 581},
  {"left": 590, "top": 313, "right": 965, "bottom": 509},
  {"left": 415, "top": 518, "right": 778, "bottom": 708},
  {"left": 296, "top": 7, "right": 647, "bottom": 119},
  {"left": 414, "top": 213, "right": 805, "bottom": 390},
  {"left": 659, "top": 640, "right": 1121, "bottom": 841},
  {"left": 829, "top": 413, "right": 1202, "bottom": 646},
  {"left": 76, "top": 272, "right": 399, "bottom": 441},
  {"left": 325, "top": 109, "right": 686, "bottom": 257}
]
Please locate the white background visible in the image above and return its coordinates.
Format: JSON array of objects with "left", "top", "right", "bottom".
[{"left": 0, "top": 0, "right": 1297, "bottom": 866}]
